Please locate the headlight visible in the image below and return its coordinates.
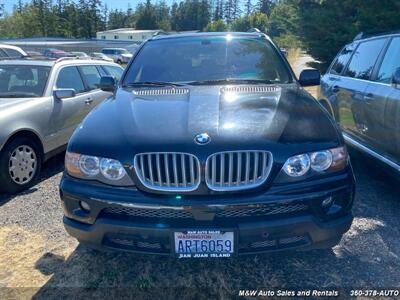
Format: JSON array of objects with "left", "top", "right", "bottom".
[
  {"left": 79, "top": 155, "right": 100, "bottom": 176},
  {"left": 282, "top": 146, "right": 348, "bottom": 178},
  {"left": 310, "top": 150, "right": 332, "bottom": 172},
  {"left": 65, "top": 152, "right": 134, "bottom": 186},
  {"left": 283, "top": 154, "right": 310, "bottom": 177},
  {"left": 100, "top": 158, "right": 126, "bottom": 180}
]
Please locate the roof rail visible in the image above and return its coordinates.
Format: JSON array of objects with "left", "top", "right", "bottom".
[
  {"left": 55, "top": 56, "right": 112, "bottom": 63},
  {"left": 247, "top": 28, "right": 261, "bottom": 33},
  {"left": 153, "top": 31, "right": 168, "bottom": 37},
  {"left": 354, "top": 29, "right": 400, "bottom": 41}
]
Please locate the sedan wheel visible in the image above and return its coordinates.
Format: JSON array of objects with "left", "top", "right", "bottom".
[
  {"left": 8, "top": 145, "right": 38, "bottom": 185},
  {"left": 0, "top": 137, "right": 42, "bottom": 194}
]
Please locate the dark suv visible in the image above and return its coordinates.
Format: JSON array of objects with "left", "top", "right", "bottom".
[
  {"left": 60, "top": 32, "right": 355, "bottom": 258},
  {"left": 319, "top": 31, "right": 400, "bottom": 173}
]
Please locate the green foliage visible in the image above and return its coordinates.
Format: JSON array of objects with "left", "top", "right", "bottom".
[
  {"left": 0, "top": 0, "right": 106, "bottom": 38},
  {"left": 1, "top": 0, "right": 399, "bottom": 67},
  {"left": 296, "top": 0, "right": 400, "bottom": 63},
  {"left": 171, "top": 0, "right": 211, "bottom": 31},
  {"left": 268, "top": 0, "right": 301, "bottom": 49},
  {"left": 135, "top": 0, "right": 157, "bottom": 30},
  {"left": 203, "top": 19, "right": 228, "bottom": 32},
  {"left": 231, "top": 12, "right": 269, "bottom": 32}
]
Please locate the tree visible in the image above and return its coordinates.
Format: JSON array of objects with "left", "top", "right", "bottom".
[
  {"left": 257, "top": 0, "right": 275, "bottom": 16},
  {"left": 245, "top": 0, "right": 253, "bottom": 16},
  {"left": 203, "top": 19, "right": 228, "bottom": 31},
  {"left": 231, "top": 12, "right": 269, "bottom": 32},
  {"left": 213, "top": 0, "right": 224, "bottom": 21},
  {"left": 296, "top": 0, "right": 400, "bottom": 63},
  {"left": 268, "top": 0, "right": 301, "bottom": 48},
  {"left": 135, "top": 0, "right": 157, "bottom": 29}
]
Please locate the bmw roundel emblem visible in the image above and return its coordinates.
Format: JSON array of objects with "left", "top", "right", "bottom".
[{"left": 194, "top": 133, "right": 211, "bottom": 145}]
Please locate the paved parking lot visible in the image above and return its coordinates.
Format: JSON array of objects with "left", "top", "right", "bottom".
[{"left": 0, "top": 148, "right": 399, "bottom": 299}]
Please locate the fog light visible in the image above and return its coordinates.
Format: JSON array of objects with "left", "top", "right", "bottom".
[
  {"left": 321, "top": 197, "right": 333, "bottom": 208},
  {"left": 79, "top": 201, "right": 91, "bottom": 212}
]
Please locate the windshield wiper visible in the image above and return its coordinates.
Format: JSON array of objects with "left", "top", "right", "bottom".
[
  {"left": 123, "top": 81, "right": 185, "bottom": 87},
  {"left": 185, "top": 78, "right": 274, "bottom": 86}
]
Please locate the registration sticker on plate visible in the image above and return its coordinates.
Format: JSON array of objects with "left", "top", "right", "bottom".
[{"left": 174, "top": 230, "right": 234, "bottom": 258}]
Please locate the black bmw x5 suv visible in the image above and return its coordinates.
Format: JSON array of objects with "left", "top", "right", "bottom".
[{"left": 60, "top": 32, "right": 355, "bottom": 258}]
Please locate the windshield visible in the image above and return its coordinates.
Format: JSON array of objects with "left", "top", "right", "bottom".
[
  {"left": 123, "top": 36, "right": 291, "bottom": 85},
  {"left": 0, "top": 65, "right": 51, "bottom": 98}
]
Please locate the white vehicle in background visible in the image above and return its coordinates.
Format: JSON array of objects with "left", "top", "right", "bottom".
[
  {"left": 90, "top": 52, "right": 114, "bottom": 62},
  {"left": 0, "top": 44, "right": 27, "bottom": 58},
  {"left": 101, "top": 48, "right": 132, "bottom": 64},
  {"left": 71, "top": 51, "right": 90, "bottom": 58}
]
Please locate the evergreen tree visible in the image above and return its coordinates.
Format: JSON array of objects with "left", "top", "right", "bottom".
[
  {"left": 135, "top": 0, "right": 157, "bottom": 30},
  {"left": 245, "top": 0, "right": 253, "bottom": 16}
]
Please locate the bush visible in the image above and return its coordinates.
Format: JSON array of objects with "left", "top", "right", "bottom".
[{"left": 203, "top": 19, "right": 228, "bottom": 32}]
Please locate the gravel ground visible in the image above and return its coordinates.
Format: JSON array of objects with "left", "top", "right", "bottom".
[{"left": 0, "top": 148, "right": 399, "bottom": 300}]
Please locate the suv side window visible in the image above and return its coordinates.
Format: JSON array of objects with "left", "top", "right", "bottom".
[
  {"left": 344, "top": 38, "right": 386, "bottom": 80},
  {"left": 0, "top": 49, "right": 8, "bottom": 57},
  {"left": 103, "top": 65, "right": 123, "bottom": 81},
  {"left": 376, "top": 37, "right": 400, "bottom": 84},
  {"left": 4, "top": 48, "right": 23, "bottom": 58},
  {"left": 330, "top": 45, "right": 354, "bottom": 75},
  {"left": 79, "top": 65, "right": 101, "bottom": 91},
  {"left": 56, "top": 66, "right": 85, "bottom": 94}
]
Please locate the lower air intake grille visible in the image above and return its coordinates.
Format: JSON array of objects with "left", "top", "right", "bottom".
[
  {"left": 134, "top": 152, "right": 201, "bottom": 192},
  {"left": 205, "top": 151, "right": 273, "bottom": 191},
  {"left": 102, "top": 202, "right": 308, "bottom": 220}
]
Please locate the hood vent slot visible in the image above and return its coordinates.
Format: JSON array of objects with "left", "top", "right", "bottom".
[
  {"left": 133, "top": 88, "right": 189, "bottom": 96},
  {"left": 221, "top": 86, "right": 281, "bottom": 94}
]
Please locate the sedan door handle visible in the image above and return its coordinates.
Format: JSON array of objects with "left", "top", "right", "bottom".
[
  {"left": 85, "top": 98, "right": 94, "bottom": 105},
  {"left": 332, "top": 85, "right": 340, "bottom": 93},
  {"left": 364, "top": 93, "right": 374, "bottom": 102}
]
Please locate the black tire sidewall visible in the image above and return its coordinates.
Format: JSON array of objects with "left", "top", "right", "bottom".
[{"left": 0, "top": 137, "right": 42, "bottom": 194}]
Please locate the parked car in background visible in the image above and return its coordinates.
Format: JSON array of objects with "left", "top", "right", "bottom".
[
  {"left": 0, "top": 57, "right": 123, "bottom": 193},
  {"left": 101, "top": 48, "right": 133, "bottom": 64},
  {"left": 26, "top": 50, "right": 43, "bottom": 57},
  {"left": 43, "top": 48, "right": 74, "bottom": 59},
  {"left": 125, "top": 43, "right": 140, "bottom": 54},
  {"left": 319, "top": 31, "right": 400, "bottom": 174},
  {"left": 61, "top": 32, "right": 354, "bottom": 258},
  {"left": 71, "top": 51, "right": 90, "bottom": 58},
  {"left": 90, "top": 52, "right": 114, "bottom": 62},
  {"left": 0, "top": 44, "right": 27, "bottom": 58}
]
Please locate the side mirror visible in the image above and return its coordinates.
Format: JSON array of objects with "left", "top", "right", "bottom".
[
  {"left": 53, "top": 88, "right": 76, "bottom": 100},
  {"left": 100, "top": 76, "right": 116, "bottom": 92},
  {"left": 392, "top": 68, "right": 400, "bottom": 89},
  {"left": 299, "top": 69, "right": 321, "bottom": 87}
]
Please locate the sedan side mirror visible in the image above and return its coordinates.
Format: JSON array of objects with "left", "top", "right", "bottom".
[
  {"left": 100, "top": 76, "right": 116, "bottom": 92},
  {"left": 392, "top": 68, "right": 400, "bottom": 89},
  {"left": 299, "top": 69, "right": 321, "bottom": 87},
  {"left": 53, "top": 88, "right": 76, "bottom": 100}
]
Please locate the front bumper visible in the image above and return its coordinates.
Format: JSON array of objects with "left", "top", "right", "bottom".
[{"left": 60, "top": 169, "right": 355, "bottom": 256}]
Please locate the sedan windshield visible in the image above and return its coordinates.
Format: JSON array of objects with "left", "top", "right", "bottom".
[
  {"left": 0, "top": 65, "right": 51, "bottom": 98},
  {"left": 123, "top": 35, "right": 292, "bottom": 85}
]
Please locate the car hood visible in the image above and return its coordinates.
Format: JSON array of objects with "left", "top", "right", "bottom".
[{"left": 69, "top": 84, "right": 341, "bottom": 164}]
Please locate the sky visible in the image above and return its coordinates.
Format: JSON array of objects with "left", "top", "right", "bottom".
[{"left": 2, "top": 0, "right": 176, "bottom": 13}]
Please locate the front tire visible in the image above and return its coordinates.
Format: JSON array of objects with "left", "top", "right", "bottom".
[{"left": 0, "top": 137, "right": 42, "bottom": 194}]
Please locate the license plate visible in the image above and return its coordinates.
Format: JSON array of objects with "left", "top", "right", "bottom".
[{"left": 174, "top": 230, "right": 234, "bottom": 258}]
